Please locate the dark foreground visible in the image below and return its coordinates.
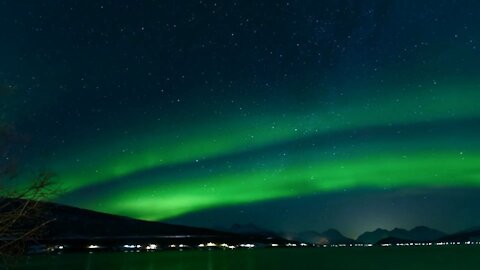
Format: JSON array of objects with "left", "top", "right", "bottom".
[{"left": 11, "top": 246, "right": 479, "bottom": 270}]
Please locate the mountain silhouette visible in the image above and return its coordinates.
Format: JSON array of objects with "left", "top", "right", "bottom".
[
  {"left": 1, "top": 199, "right": 289, "bottom": 248},
  {"left": 437, "top": 227, "right": 480, "bottom": 242},
  {"left": 294, "top": 229, "right": 355, "bottom": 245},
  {"left": 357, "top": 226, "right": 446, "bottom": 244},
  {"left": 357, "top": 228, "right": 390, "bottom": 244}
]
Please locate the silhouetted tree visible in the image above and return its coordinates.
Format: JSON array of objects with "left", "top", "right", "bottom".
[{"left": 0, "top": 85, "right": 56, "bottom": 257}]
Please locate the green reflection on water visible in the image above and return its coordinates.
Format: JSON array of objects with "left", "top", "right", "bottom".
[{"left": 11, "top": 247, "right": 480, "bottom": 270}]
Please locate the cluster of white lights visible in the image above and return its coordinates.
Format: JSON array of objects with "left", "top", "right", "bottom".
[
  {"left": 169, "top": 244, "right": 188, "bottom": 248},
  {"left": 87, "top": 245, "right": 100, "bottom": 249},
  {"left": 123, "top": 244, "right": 142, "bottom": 249},
  {"left": 322, "top": 243, "right": 372, "bottom": 248},
  {"left": 146, "top": 244, "right": 157, "bottom": 250},
  {"left": 219, "top": 243, "right": 235, "bottom": 249},
  {"left": 197, "top": 242, "right": 235, "bottom": 249},
  {"left": 436, "top": 242, "right": 461, "bottom": 246},
  {"left": 316, "top": 241, "right": 480, "bottom": 249},
  {"left": 394, "top": 243, "right": 432, "bottom": 247},
  {"left": 110, "top": 239, "right": 480, "bottom": 252}
]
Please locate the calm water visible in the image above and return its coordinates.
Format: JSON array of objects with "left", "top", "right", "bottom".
[{"left": 11, "top": 247, "right": 480, "bottom": 270}]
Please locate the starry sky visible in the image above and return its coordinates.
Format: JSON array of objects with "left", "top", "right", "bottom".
[{"left": 1, "top": 0, "right": 480, "bottom": 238}]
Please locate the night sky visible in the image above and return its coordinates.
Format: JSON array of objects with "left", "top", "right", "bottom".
[{"left": 2, "top": 1, "right": 480, "bottom": 238}]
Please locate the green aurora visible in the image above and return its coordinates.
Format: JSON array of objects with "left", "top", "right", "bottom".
[
  {"left": 3, "top": 0, "right": 480, "bottom": 233},
  {"left": 45, "top": 81, "right": 480, "bottom": 195},
  {"left": 49, "top": 80, "right": 480, "bottom": 221}
]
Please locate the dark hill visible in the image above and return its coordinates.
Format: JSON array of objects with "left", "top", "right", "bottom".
[
  {"left": 42, "top": 202, "right": 222, "bottom": 239},
  {"left": 357, "top": 226, "right": 446, "bottom": 244},
  {"left": 438, "top": 228, "right": 480, "bottom": 242},
  {"left": 1, "top": 199, "right": 288, "bottom": 247},
  {"left": 357, "top": 228, "right": 390, "bottom": 244},
  {"left": 295, "top": 229, "right": 355, "bottom": 245}
]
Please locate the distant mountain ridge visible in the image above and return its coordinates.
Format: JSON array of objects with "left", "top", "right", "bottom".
[
  {"left": 2, "top": 199, "right": 227, "bottom": 240},
  {"left": 0, "top": 199, "right": 290, "bottom": 247},
  {"left": 287, "top": 229, "right": 355, "bottom": 245},
  {"left": 437, "top": 227, "right": 480, "bottom": 242},
  {"left": 280, "top": 226, "right": 450, "bottom": 245},
  {"left": 4, "top": 199, "right": 479, "bottom": 247},
  {"left": 357, "top": 226, "right": 446, "bottom": 244},
  {"left": 225, "top": 223, "right": 475, "bottom": 245},
  {"left": 40, "top": 203, "right": 478, "bottom": 246},
  {"left": 299, "top": 229, "right": 355, "bottom": 245}
]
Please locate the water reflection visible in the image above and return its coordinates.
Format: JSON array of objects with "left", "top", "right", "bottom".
[{"left": 13, "top": 247, "right": 480, "bottom": 270}]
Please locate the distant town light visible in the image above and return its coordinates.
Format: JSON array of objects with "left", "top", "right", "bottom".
[
  {"left": 88, "top": 245, "right": 100, "bottom": 249},
  {"left": 146, "top": 244, "right": 157, "bottom": 250}
]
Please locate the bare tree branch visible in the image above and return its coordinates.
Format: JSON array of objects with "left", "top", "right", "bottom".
[{"left": 0, "top": 89, "right": 58, "bottom": 257}]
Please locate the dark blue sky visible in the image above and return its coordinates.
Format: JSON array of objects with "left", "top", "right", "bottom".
[{"left": 2, "top": 1, "right": 480, "bottom": 237}]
